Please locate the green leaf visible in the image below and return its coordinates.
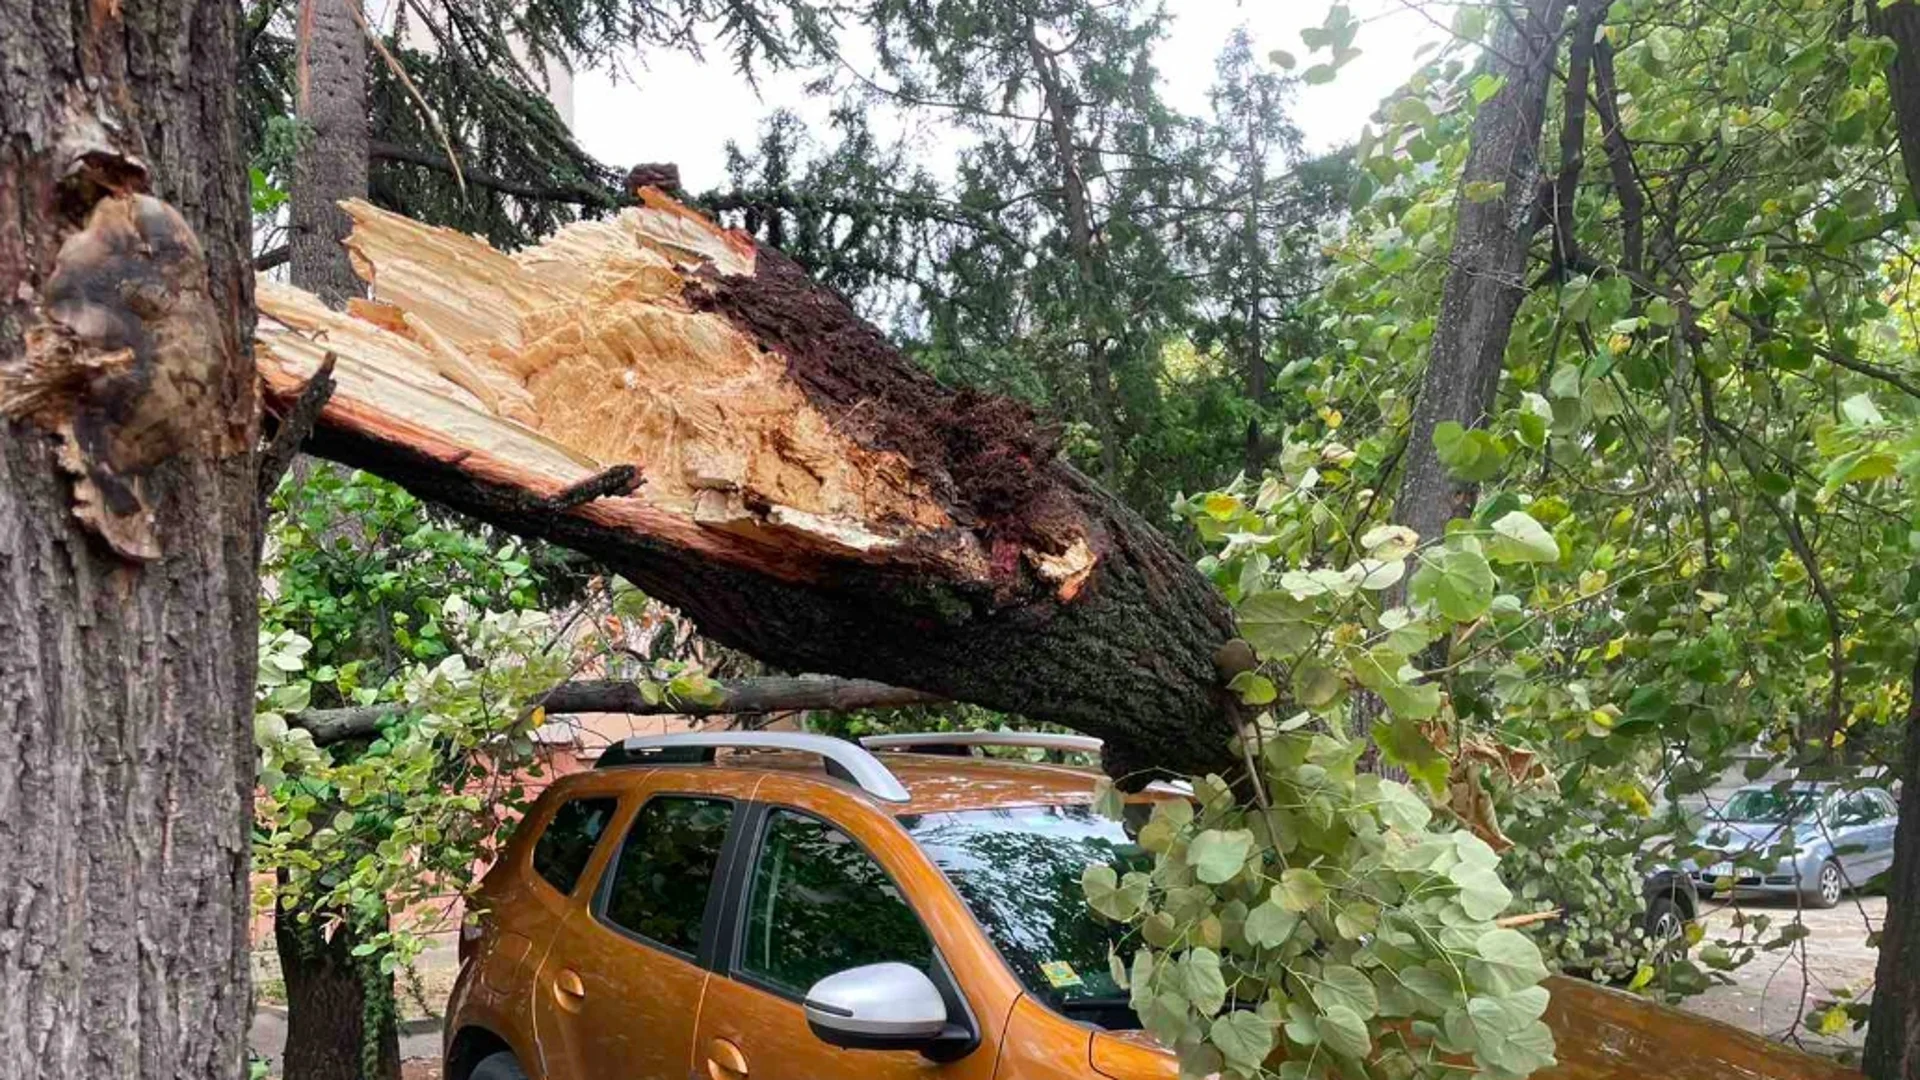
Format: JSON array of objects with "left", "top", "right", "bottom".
[
  {"left": 1237, "top": 592, "right": 1316, "bottom": 661},
  {"left": 1292, "top": 659, "right": 1345, "bottom": 709},
  {"left": 1841, "top": 392, "right": 1885, "bottom": 426},
  {"left": 1469, "top": 928, "right": 1550, "bottom": 995},
  {"left": 1470, "top": 73, "right": 1506, "bottom": 104},
  {"left": 1318, "top": 1004, "right": 1372, "bottom": 1058},
  {"left": 1269, "top": 49, "right": 1297, "bottom": 70},
  {"left": 1210, "top": 1009, "right": 1275, "bottom": 1070},
  {"left": 1182, "top": 948, "right": 1229, "bottom": 1015},
  {"left": 1372, "top": 778, "right": 1433, "bottom": 832},
  {"left": 1245, "top": 900, "right": 1303, "bottom": 948},
  {"left": 1229, "top": 671, "right": 1278, "bottom": 706},
  {"left": 1449, "top": 862, "right": 1514, "bottom": 921},
  {"left": 1303, "top": 63, "right": 1337, "bottom": 84},
  {"left": 1083, "top": 864, "right": 1147, "bottom": 921},
  {"left": 1278, "top": 867, "right": 1329, "bottom": 912},
  {"left": 1410, "top": 547, "right": 1496, "bottom": 622},
  {"left": 1188, "top": 829, "right": 1256, "bottom": 884},
  {"left": 1487, "top": 511, "right": 1560, "bottom": 564},
  {"left": 1316, "top": 964, "right": 1379, "bottom": 1019}
]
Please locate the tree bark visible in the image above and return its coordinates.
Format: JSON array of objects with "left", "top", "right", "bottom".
[
  {"left": 1242, "top": 86, "right": 1270, "bottom": 476},
  {"left": 1027, "top": 23, "right": 1123, "bottom": 487},
  {"left": 0, "top": 0, "right": 258, "bottom": 1074},
  {"left": 1864, "top": 645, "right": 1920, "bottom": 1080},
  {"left": 276, "top": 905, "right": 402, "bottom": 1080},
  {"left": 254, "top": 193, "right": 1243, "bottom": 781},
  {"left": 289, "top": 0, "right": 370, "bottom": 307},
  {"left": 284, "top": 8, "right": 401, "bottom": 1065},
  {"left": 295, "top": 675, "right": 947, "bottom": 745},
  {"left": 1863, "top": 12, "right": 1920, "bottom": 1074},
  {"left": 1394, "top": 0, "right": 1568, "bottom": 545}
]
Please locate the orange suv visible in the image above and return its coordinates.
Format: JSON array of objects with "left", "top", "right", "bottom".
[{"left": 444, "top": 732, "right": 1853, "bottom": 1080}]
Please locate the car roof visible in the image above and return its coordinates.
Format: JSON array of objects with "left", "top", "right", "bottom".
[
  {"left": 582, "top": 747, "right": 1116, "bottom": 815},
  {"left": 765, "top": 750, "right": 1113, "bottom": 814}
]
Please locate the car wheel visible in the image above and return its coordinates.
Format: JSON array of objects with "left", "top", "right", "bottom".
[
  {"left": 1805, "top": 859, "right": 1844, "bottom": 909},
  {"left": 1644, "top": 896, "right": 1689, "bottom": 959},
  {"left": 472, "top": 1052, "right": 529, "bottom": 1080}
]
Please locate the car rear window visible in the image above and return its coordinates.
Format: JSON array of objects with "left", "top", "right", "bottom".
[
  {"left": 602, "top": 797, "right": 735, "bottom": 955},
  {"left": 531, "top": 796, "right": 619, "bottom": 895}
]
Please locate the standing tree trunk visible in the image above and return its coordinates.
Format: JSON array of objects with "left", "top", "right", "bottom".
[
  {"left": 253, "top": 193, "right": 1245, "bottom": 781},
  {"left": 289, "top": 0, "right": 370, "bottom": 306},
  {"left": 280, "top": 4, "right": 404, "bottom": 1073},
  {"left": 1864, "top": 646, "right": 1920, "bottom": 1080},
  {"left": 0, "top": 0, "right": 258, "bottom": 1072},
  {"left": 1393, "top": 0, "right": 1568, "bottom": 545},
  {"left": 1241, "top": 88, "right": 1269, "bottom": 476},
  {"left": 1864, "top": 9, "right": 1920, "bottom": 1075},
  {"left": 1027, "top": 24, "right": 1123, "bottom": 488}
]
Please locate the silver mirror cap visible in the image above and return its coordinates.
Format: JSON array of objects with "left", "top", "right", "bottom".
[{"left": 802, "top": 962, "right": 948, "bottom": 1039}]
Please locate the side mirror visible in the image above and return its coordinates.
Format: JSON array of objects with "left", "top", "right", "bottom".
[{"left": 802, "top": 962, "right": 963, "bottom": 1053}]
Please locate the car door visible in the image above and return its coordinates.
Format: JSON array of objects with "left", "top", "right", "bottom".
[
  {"left": 692, "top": 800, "right": 999, "bottom": 1080},
  {"left": 1827, "top": 792, "right": 1880, "bottom": 884},
  {"left": 532, "top": 772, "right": 749, "bottom": 1080},
  {"left": 1867, "top": 790, "right": 1901, "bottom": 882}
]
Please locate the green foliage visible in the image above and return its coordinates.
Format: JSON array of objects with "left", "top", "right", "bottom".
[
  {"left": 1081, "top": 471, "right": 1610, "bottom": 1078},
  {"left": 255, "top": 468, "right": 578, "bottom": 969}
]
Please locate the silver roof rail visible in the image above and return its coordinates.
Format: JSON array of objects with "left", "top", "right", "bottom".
[
  {"left": 598, "top": 732, "right": 911, "bottom": 804},
  {"left": 860, "top": 731, "right": 1103, "bottom": 757}
]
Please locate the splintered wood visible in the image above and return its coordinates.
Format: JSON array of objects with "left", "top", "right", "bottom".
[{"left": 255, "top": 191, "right": 980, "bottom": 582}]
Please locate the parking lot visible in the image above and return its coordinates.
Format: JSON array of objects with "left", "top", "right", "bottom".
[{"left": 1679, "top": 895, "right": 1885, "bottom": 1057}]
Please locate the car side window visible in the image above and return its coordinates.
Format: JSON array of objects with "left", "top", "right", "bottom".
[
  {"left": 1837, "top": 792, "right": 1880, "bottom": 826},
  {"left": 739, "top": 809, "right": 934, "bottom": 997},
  {"left": 531, "top": 796, "right": 620, "bottom": 895},
  {"left": 603, "top": 797, "right": 735, "bottom": 955}
]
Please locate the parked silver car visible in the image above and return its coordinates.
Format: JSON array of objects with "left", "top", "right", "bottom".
[{"left": 1687, "top": 781, "right": 1899, "bottom": 908}]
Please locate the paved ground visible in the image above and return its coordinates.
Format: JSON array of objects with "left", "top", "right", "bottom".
[{"left": 1679, "top": 894, "right": 1885, "bottom": 1057}]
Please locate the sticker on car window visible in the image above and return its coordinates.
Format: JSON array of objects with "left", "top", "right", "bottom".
[{"left": 1039, "top": 961, "right": 1083, "bottom": 989}]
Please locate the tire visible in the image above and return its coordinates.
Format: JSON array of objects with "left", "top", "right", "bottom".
[
  {"left": 1643, "top": 896, "right": 1689, "bottom": 960},
  {"left": 1804, "top": 859, "right": 1843, "bottom": 909},
  {"left": 472, "top": 1052, "right": 529, "bottom": 1080}
]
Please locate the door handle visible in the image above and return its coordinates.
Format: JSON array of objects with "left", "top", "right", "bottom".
[
  {"left": 706, "top": 1037, "right": 748, "bottom": 1080},
  {"left": 552, "top": 968, "right": 586, "bottom": 1011}
]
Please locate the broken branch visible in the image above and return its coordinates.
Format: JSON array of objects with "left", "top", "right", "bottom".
[{"left": 292, "top": 674, "right": 946, "bottom": 746}]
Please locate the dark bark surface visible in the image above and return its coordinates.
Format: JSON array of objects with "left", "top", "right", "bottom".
[
  {"left": 1864, "top": 648, "right": 1920, "bottom": 1080},
  {"left": 289, "top": 0, "right": 369, "bottom": 306},
  {"left": 0, "top": 0, "right": 257, "bottom": 1074},
  {"left": 1394, "top": 0, "right": 1568, "bottom": 546},
  {"left": 276, "top": 909, "right": 401, "bottom": 1080},
  {"left": 1864, "top": 12, "right": 1920, "bottom": 1074},
  {"left": 303, "top": 422, "right": 1242, "bottom": 781},
  {"left": 282, "top": 7, "right": 399, "bottom": 1061}
]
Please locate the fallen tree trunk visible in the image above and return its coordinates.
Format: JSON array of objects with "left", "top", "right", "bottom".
[
  {"left": 255, "top": 193, "right": 1241, "bottom": 778},
  {"left": 294, "top": 675, "right": 945, "bottom": 746}
]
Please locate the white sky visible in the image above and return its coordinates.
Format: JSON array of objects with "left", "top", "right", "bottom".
[{"left": 571, "top": 1, "right": 1447, "bottom": 192}]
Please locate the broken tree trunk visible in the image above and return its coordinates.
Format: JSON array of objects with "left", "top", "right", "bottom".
[{"left": 254, "top": 192, "right": 1242, "bottom": 779}]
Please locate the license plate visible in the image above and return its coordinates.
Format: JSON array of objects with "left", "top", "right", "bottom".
[{"left": 1709, "top": 861, "right": 1734, "bottom": 878}]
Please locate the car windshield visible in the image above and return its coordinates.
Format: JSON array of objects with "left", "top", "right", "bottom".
[
  {"left": 901, "top": 804, "right": 1149, "bottom": 1019},
  {"left": 1721, "top": 788, "right": 1819, "bottom": 824}
]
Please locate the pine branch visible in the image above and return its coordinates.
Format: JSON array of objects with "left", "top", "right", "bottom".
[{"left": 369, "top": 139, "right": 626, "bottom": 208}]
